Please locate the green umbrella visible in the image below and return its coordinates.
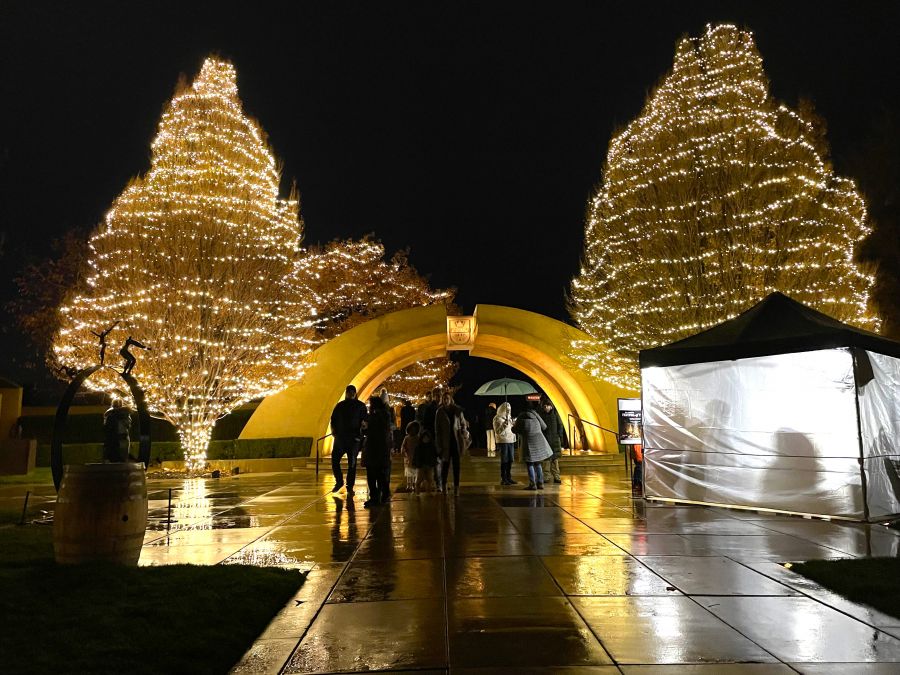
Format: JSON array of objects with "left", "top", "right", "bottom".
[{"left": 473, "top": 378, "right": 538, "bottom": 398}]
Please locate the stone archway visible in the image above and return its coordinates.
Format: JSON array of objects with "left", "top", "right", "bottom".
[{"left": 239, "top": 304, "right": 636, "bottom": 452}]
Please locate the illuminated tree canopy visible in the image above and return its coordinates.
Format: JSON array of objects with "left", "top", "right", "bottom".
[
  {"left": 53, "top": 58, "right": 316, "bottom": 471},
  {"left": 293, "top": 238, "right": 458, "bottom": 399},
  {"left": 570, "top": 24, "right": 878, "bottom": 379}
]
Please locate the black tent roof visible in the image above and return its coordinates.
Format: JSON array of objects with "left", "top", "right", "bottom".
[{"left": 639, "top": 292, "right": 900, "bottom": 368}]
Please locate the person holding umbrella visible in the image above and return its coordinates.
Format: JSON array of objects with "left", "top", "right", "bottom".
[
  {"left": 475, "top": 377, "right": 539, "bottom": 485},
  {"left": 513, "top": 400, "right": 553, "bottom": 490}
]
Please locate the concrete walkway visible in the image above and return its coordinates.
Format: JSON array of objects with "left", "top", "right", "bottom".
[{"left": 128, "top": 460, "right": 900, "bottom": 672}]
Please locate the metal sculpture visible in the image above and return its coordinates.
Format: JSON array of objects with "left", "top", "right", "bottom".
[{"left": 51, "top": 367, "right": 151, "bottom": 491}]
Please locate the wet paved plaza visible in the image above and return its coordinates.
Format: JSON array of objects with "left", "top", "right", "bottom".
[{"left": 8, "top": 459, "right": 900, "bottom": 673}]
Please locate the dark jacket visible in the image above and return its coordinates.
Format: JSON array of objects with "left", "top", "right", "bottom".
[
  {"left": 363, "top": 408, "right": 393, "bottom": 467},
  {"left": 484, "top": 406, "right": 496, "bottom": 431},
  {"left": 513, "top": 410, "right": 552, "bottom": 463},
  {"left": 539, "top": 407, "right": 567, "bottom": 457},
  {"left": 399, "top": 403, "right": 416, "bottom": 433},
  {"left": 418, "top": 400, "right": 438, "bottom": 444},
  {"left": 330, "top": 398, "right": 367, "bottom": 447},
  {"left": 435, "top": 403, "right": 467, "bottom": 461}
]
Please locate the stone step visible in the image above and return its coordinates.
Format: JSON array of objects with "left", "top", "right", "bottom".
[{"left": 301, "top": 452, "right": 627, "bottom": 470}]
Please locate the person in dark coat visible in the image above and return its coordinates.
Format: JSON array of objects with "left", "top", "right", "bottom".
[
  {"left": 513, "top": 400, "right": 553, "bottom": 490},
  {"left": 539, "top": 397, "right": 567, "bottom": 484},
  {"left": 363, "top": 395, "right": 393, "bottom": 508},
  {"left": 329, "top": 384, "right": 368, "bottom": 494},
  {"left": 400, "top": 399, "right": 416, "bottom": 436},
  {"left": 436, "top": 391, "right": 469, "bottom": 495},
  {"left": 415, "top": 390, "right": 432, "bottom": 422},
  {"left": 418, "top": 387, "right": 441, "bottom": 484}
]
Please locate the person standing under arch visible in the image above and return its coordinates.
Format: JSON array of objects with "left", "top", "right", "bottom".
[
  {"left": 435, "top": 391, "right": 467, "bottom": 496},
  {"left": 539, "top": 397, "right": 567, "bottom": 485},
  {"left": 419, "top": 387, "right": 441, "bottom": 486},
  {"left": 493, "top": 402, "right": 517, "bottom": 485},
  {"left": 399, "top": 399, "right": 416, "bottom": 436},
  {"left": 329, "top": 385, "right": 368, "bottom": 494},
  {"left": 514, "top": 400, "right": 553, "bottom": 490},
  {"left": 364, "top": 394, "right": 394, "bottom": 507}
]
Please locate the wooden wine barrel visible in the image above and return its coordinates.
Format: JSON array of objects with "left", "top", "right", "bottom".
[{"left": 53, "top": 462, "right": 148, "bottom": 566}]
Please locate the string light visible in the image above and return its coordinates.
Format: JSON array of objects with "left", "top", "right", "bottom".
[
  {"left": 570, "top": 24, "right": 878, "bottom": 386},
  {"left": 292, "top": 238, "right": 458, "bottom": 399},
  {"left": 53, "top": 58, "right": 316, "bottom": 472},
  {"left": 380, "top": 359, "right": 457, "bottom": 404}
]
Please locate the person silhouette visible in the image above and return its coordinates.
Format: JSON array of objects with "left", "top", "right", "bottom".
[
  {"left": 120, "top": 336, "right": 151, "bottom": 375},
  {"left": 90, "top": 320, "right": 120, "bottom": 365}
]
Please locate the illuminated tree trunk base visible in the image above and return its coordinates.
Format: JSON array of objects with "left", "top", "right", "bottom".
[{"left": 179, "top": 424, "right": 214, "bottom": 474}]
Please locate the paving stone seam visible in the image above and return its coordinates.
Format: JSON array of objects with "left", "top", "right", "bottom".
[
  {"left": 275, "top": 490, "right": 396, "bottom": 675},
  {"left": 220, "top": 480, "right": 339, "bottom": 563},
  {"left": 439, "top": 495, "right": 452, "bottom": 671},
  {"left": 679, "top": 590, "right": 798, "bottom": 669},
  {"left": 532, "top": 547, "right": 620, "bottom": 667},
  {"left": 729, "top": 556, "right": 900, "bottom": 638},
  {"left": 556, "top": 492, "right": 797, "bottom": 669},
  {"left": 749, "top": 519, "right": 888, "bottom": 558},
  {"left": 144, "top": 480, "right": 306, "bottom": 545}
]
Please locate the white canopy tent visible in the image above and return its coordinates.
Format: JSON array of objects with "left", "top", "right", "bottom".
[{"left": 639, "top": 293, "right": 900, "bottom": 522}]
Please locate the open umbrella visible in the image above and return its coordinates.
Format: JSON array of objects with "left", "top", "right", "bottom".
[{"left": 473, "top": 378, "right": 538, "bottom": 398}]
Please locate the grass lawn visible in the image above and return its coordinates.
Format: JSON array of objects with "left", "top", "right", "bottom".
[
  {"left": 0, "top": 466, "right": 54, "bottom": 485},
  {"left": 0, "top": 524, "right": 305, "bottom": 674},
  {"left": 792, "top": 558, "right": 900, "bottom": 620}
]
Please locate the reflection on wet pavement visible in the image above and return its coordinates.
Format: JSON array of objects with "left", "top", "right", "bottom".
[
  {"left": 449, "top": 596, "right": 614, "bottom": 668},
  {"left": 572, "top": 595, "right": 777, "bottom": 664},
  {"left": 697, "top": 596, "right": 900, "bottom": 662},
  {"left": 542, "top": 555, "right": 679, "bottom": 596},
  {"left": 284, "top": 598, "right": 447, "bottom": 673},
  {"left": 10, "top": 458, "right": 898, "bottom": 671}
]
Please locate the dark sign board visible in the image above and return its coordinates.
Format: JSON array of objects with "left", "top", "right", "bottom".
[{"left": 617, "top": 398, "right": 642, "bottom": 445}]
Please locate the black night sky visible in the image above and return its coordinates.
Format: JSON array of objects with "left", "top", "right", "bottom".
[{"left": 1, "top": 1, "right": 898, "bottom": 401}]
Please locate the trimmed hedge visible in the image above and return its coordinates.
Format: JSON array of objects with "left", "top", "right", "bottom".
[
  {"left": 20, "top": 408, "right": 256, "bottom": 445},
  {"left": 36, "top": 437, "right": 312, "bottom": 467}
]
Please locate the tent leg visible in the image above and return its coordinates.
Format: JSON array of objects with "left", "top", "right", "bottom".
[{"left": 853, "top": 349, "right": 870, "bottom": 522}]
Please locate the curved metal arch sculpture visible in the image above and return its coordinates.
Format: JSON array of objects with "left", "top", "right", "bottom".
[{"left": 51, "top": 366, "right": 152, "bottom": 491}]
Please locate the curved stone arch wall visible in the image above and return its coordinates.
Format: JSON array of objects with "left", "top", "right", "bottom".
[{"left": 239, "top": 304, "right": 635, "bottom": 452}]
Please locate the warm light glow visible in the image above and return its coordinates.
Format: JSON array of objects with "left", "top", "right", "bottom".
[
  {"left": 380, "top": 358, "right": 457, "bottom": 404},
  {"left": 570, "top": 24, "right": 878, "bottom": 386},
  {"left": 53, "top": 57, "right": 316, "bottom": 472},
  {"left": 292, "top": 237, "right": 458, "bottom": 400}
]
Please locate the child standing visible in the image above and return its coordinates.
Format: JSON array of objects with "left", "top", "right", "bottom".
[{"left": 400, "top": 421, "right": 420, "bottom": 492}]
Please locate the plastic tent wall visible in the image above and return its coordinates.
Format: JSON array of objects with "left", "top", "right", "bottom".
[{"left": 642, "top": 347, "right": 900, "bottom": 521}]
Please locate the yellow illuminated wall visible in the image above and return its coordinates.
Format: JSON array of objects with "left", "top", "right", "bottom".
[{"left": 239, "top": 304, "right": 636, "bottom": 452}]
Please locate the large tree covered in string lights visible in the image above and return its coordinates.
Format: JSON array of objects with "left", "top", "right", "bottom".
[
  {"left": 53, "top": 58, "right": 316, "bottom": 471},
  {"left": 570, "top": 24, "right": 878, "bottom": 384},
  {"left": 294, "top": 238, "right": 458, "bottom": 400}
]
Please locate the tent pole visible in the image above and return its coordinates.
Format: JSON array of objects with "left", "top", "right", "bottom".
[{"left": 852, "top": 349, "right": 870, "bottom": 523}]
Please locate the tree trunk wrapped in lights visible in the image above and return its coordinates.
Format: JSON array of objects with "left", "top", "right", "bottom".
[
  {"left": 293, "top": 238, "right": 458, "bottom": 398},
  {"left": 570, "top": 24, "right": 878, "bottom": 382},
  {"left": 53, "top": 58, "right": 316, "bottom": 471}
]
